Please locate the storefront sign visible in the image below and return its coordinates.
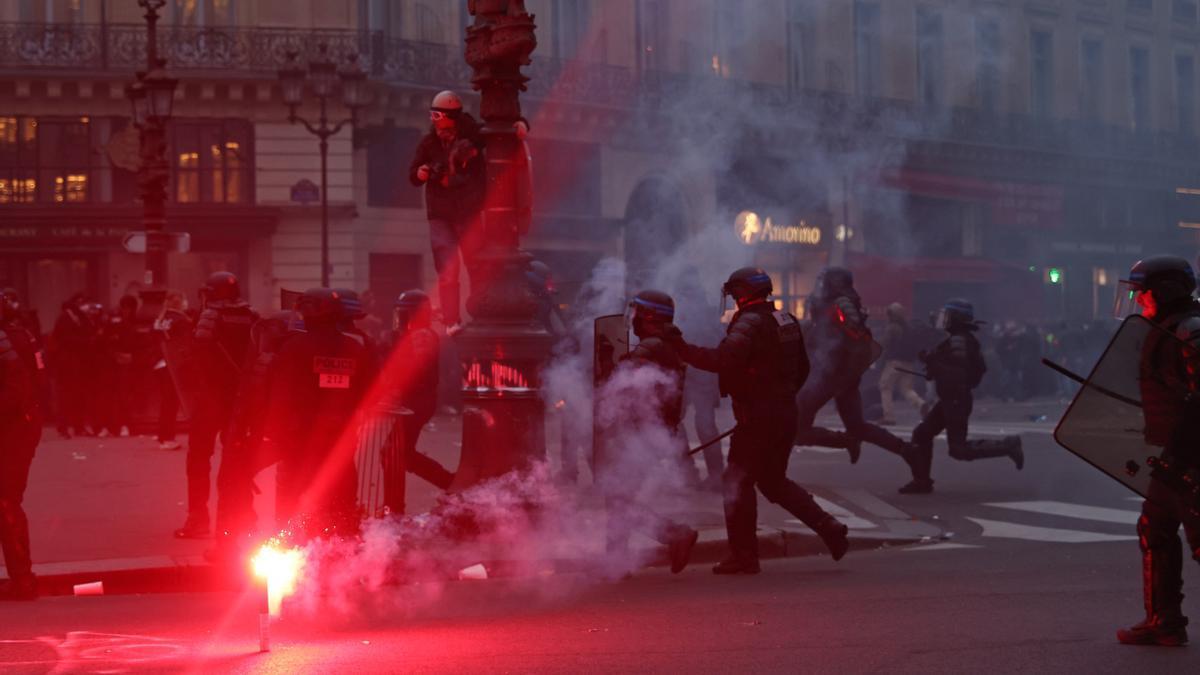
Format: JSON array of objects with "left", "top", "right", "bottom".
[
  {"left": 0, "top": 225, "right": 127, "bottom": 240},
  {"left": 734, "top": 211, "right": 822, "bottom": 246}
]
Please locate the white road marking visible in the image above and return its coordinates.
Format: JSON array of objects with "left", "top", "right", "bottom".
[
  {"left": 834, "top": 487, "right": 911, "bottom": 520},
  {"left": 794, "top": 446, "right": 846, "bottom": 454},
  {"left": 967, "top": 517, "right": 1138, "bottom": 544},
  {"left": 902, "top": 542, "right": 981, "bottom": 552},
  {"left": 809, "top": 497, "right": 878, "bottom": 530},
  {"left": 983, "top": 500, "right": 1140, "bottom": 525}
]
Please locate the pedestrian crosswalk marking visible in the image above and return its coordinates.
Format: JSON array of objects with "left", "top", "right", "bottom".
[
  {"left": 966, "top": 517, "right": 1138, "bottom": 544},
  {"left": 902, "top": 542, "right": 981, "bottom": 552},
  {"left": 835, "top": 487, "right": 911, "bottom": 521},
  {"left": 983, "top": 500, "right": 1139, "bottom": 525},
  {"left": 807, "top": 496, "right": 877, "bottom": 530}
]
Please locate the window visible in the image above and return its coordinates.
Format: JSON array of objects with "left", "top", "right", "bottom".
[
  {"left": 169, "top": 119, "right": 251, "bottom": 204},
  {"left": 635, "top": 0, "right": 664, "bottom": 73},
  {"left": 1176, "top": 0, "right": 1199, "bottom": 23},
  {"left": 1178, "top": 54, "right": 1195, "bottom": 135},
  {"left": 855, "top": 1, "right": 882, "bottom": 97},
  {"left": 1031, "top": 29, "right": 1054, "bottom": 118},
  {"left": 712, "top": 3, "right": 745, "bottom": 78},
  {"left": 786, "top": 0, "right": 811, "bottom": 92},
  {"left": 976, "top": 18, "right": 1001, "bottom": 112},
  {"left": 1130, "top": 46, "right": 1152, "bottom": 131},
  {"left": 0, "top": 116, "right": 105, "bottom": 204},
  {"left": 1081, "top": 38, "right": 1104, "bottom": 122},
  {"left": 18, "top": 0, "right": 82, "bottom": 23},
  {"left": 172, "top": 0, "right": 236, "bottom": 26},
  {"left": 554, "top": 0, "right": 591, "bottom": 59},
  {"left": 364, "top": 0, "right": 402, "bottom": 37},
  {"left": 415, "top": 2, "right": 443, "bottom": 42},
  {"left": 1127, "top": 0, "right": 1155, "bottom": 15},
  {"left": 916, "top": 7, "right": 944, "bottom": 107},
  {"left": 367, "top": 125, "right": 423, "bottom": 208}
]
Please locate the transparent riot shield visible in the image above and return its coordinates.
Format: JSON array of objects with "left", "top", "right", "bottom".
[
  {"left": 592, "top": 314, "right": 629, "bottom": 476},
  {"left": 161, "top": 336, "right": 205, "bottom": 418},
  {"left": 1053, "top": 315, "right": 1181, "bottom": 502},
  {"left": 593, "top": 314, "right": 629, "bottom": 386}
]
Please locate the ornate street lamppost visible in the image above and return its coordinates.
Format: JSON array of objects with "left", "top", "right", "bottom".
[
  {"left": 277, "top": 46, "right": 369, "bottom": 288},
  {"left": 452, "top": 0, "right": 553, "bottom": 487},
  {"left": 125, "top": 0, "right": 178, "bottom": 296}
]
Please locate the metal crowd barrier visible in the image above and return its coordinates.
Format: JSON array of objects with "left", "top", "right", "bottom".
[{"left": 354, "top": 405, "right": 414, "bottom": 519}]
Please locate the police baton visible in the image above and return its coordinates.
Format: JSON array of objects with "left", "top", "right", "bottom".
[
  {"left": 895, "top": 366, "right": 928, "bottom": 379},
  {"left": 687, "top": 427, "right": 736, "bottom": 457}
]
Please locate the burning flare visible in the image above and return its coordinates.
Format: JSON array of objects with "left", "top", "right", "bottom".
[{"left": 252, "top": 541, "right": 305, "bottom": 616}]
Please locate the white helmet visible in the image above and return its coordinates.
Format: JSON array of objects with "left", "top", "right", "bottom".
[{"left": 431, "top": 90, "right": 463, "bottom": 114}]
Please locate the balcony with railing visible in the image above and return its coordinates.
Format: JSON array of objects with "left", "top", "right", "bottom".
[{"left": 3, "top": 22, "right": 1199, "bottom": 169}]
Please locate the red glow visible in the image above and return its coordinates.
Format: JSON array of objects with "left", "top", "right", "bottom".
[{"left": 464, "top": 360, "right": 531, "bottom": 389}]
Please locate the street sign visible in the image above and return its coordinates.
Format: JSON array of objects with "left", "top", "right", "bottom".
[
  {"left": 291, "top": 179, "right": 319, "bottom": 205},
  {"left": 122, "top": 231, "right": 191, "bottom": 254}
]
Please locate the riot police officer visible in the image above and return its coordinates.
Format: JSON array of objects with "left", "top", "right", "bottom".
[
  {"left": 1112, "top": 256, "right": 1200, "bottom": 646},
  {"left": 900, "top": 299, "right": 1023, "bottom": 495},
  {"left": 795, "top": 267, "right": 913, "bottom": 467},
  {"left": 379, "top": 290, "right": 455, "bottom": 515},
  {"left": 176, "top": 272, "right": 257, "bottom": 538},
  {"left": 675, "top": 268, "right": 848, "bottom": 574},
  {"left": 0, "top": 289, "right": 43, "bottom": 600},
  {"left": 266, "top": 288, "right": 373, "bottom": 537},
  {"left": 597, "top": 290, "right": 698, "bottom": 574},
  {"left": 210, "top": 310, "right": 301, "bottom": 560}
]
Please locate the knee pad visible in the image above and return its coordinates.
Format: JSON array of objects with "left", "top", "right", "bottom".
[{"left": 1138, "top": 514, "right": 1182, "bottom": 554}]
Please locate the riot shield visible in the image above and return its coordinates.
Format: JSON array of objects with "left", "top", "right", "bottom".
[
  {"left": 280, "top": 287, "right": 304, "bottom": 311},
  {"left": 1053, "top": 315, "right": 1183, "bottom": 503},
  {"left": 162, "top": 335, "right": 205, "bottom": 418},
  {"left": 593, "top": 314, "right": 629, "bottom": 386},
  {"left": 592, "top": 314, "right": 630, "bottom": 476}
]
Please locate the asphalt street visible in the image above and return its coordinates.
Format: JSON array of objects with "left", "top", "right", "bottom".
[{"left": 3, "top": 405, "right": 1199, "bottom": 673}]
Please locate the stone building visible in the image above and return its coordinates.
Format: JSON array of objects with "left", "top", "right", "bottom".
[{"left": 1, "top": 0, "right": 1198, "bottom": 329}]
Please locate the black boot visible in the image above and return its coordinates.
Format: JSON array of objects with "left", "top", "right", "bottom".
[
  {"left": 816, "top": 517, "right": 849, "bottom": 561},
  {"left": 1117, "top": 547, "right": 1189, "bottom": 646},
  {"left": 668, "top": 526, "right": 699, "bottom": 574},
  {"left": 0, "top": 575, "right": 37, "bottom": 601},
  {"left": 961, "top": 437, "right": 1024, "bottom": 470},
  {"left": 899, "top": 442, "right": 934, "bottom": 494},
  {"left": 713, "top": 555, "right": 760, "bottom": 575},
  {"left": 174, "top": 511, "right": 210, "bottom": 539}
]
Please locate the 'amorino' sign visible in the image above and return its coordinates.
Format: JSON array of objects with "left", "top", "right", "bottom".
[{"left": 734, "top": 210, "right": 822, "bottom": 246}]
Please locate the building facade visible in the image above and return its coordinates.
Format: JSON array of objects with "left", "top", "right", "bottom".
[{"left": 1, "top": 0, "right": 1198, "bottom": 331}]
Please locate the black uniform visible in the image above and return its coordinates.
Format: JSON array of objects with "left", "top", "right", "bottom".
[
  {"left": 681, "top": 301, "right": 845, "bottom": 567},
  {"left": 183, "top": 301, "right": 257, "bottom": 532},
  {"left": 1130, "top": 303, "right": 1200, "bottom": 638},
  {"left": 907, "top": 327, "right": 1022, "bottom": 488},
  {"left": 596, "top": 323, "right": 697, "bottom": 569},
  {"left": 794, "top": 290, "right": 911, "bottom": 463},
  {"left": 212, "top": 313, "right": 298, "bottom": 547},
  {"left": 265, "top": 322, "right": 373, "bottom": 536},
  {"left": 379, "top": 324, "right": 454, "bottom": 515},
  {"left": 0, "top": 317, "right": 44, "bottom": 598}
]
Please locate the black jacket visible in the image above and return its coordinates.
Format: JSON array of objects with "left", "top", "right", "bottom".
[
  {"left": 681, "top": 302, "right": 808, "bottom": 418},
  {"left": 923, "top": 329, "right": 986, "bottom": 400},
  {"left": 622, "top": 329, "right": 687, "bottom": 431},
  {"left": 408, "top": 115, "right": 486, "bottom": 222}
]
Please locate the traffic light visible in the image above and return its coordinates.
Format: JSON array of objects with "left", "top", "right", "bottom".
[{"left": 1045, "top": 267, "right": 1063, "bottom": 284}]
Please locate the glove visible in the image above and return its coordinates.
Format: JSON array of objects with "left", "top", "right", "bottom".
[{"left": 416, "top": 165, "right": 431, "bottom": 182}]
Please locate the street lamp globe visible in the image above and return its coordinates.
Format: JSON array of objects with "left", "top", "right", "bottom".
[
  {"left": 278, "top": 53, "right": 306, "bottom": 107},
  {"left": 144, "top": 73, "right": 178, "bottom": 121},
  {"left": 339, "top": 60, "right": 368, "bottom": 109},
  {"left": 126, "top": 79, "right": 149, "bottom": 127},
  {"left": 308, "top": 56, "right": 338, "bottom": 98}
]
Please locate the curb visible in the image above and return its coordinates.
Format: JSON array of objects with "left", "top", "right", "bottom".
[{"left": 19, "top": 528, "right": 932, "bottom": 598}]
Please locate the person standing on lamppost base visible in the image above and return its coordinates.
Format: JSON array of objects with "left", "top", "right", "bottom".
[{"left": 409, "top": 91, "right": 487, "bottom": 337}]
